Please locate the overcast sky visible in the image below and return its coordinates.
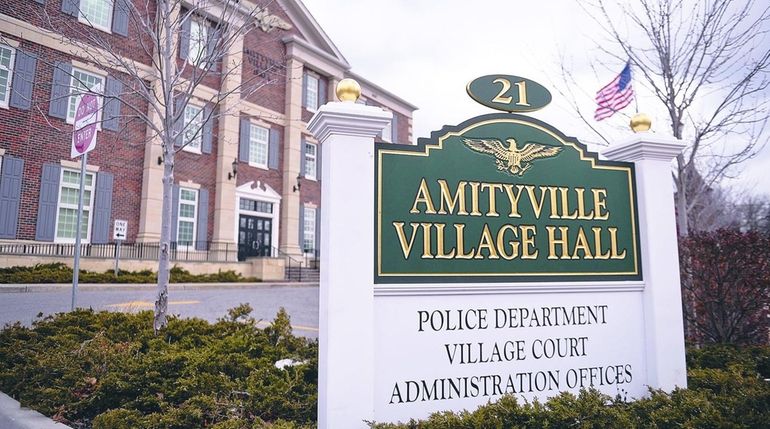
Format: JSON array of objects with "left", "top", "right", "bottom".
[{"left": 302, "top": 0, "right": 769, "bottom": 197}]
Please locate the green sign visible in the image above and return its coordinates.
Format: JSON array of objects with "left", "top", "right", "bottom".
[
  {"left": 375, "top": 113, "right": 641, "bottom": 284},
  {"left": 466, "top": 75, "right": 551, "bottom": 113}
]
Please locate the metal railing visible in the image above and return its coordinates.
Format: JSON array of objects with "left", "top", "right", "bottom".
[{"left": 0, "top": 241, "right": 239, "bottom": 262}]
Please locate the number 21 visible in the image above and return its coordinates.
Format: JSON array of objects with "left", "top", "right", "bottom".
[{"left": 492, "top": 78, "right": 530, "bottom": 107}]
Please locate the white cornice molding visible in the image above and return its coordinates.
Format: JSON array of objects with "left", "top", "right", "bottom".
[
  {"left": 602, "top": 133, "right": 686, "bottom": 162},
  {"left": 278, "top": 0, "right": 349, "bottom": 67},
  {"left": 307, "top": 101, "right": 392, "bottom": 142}
]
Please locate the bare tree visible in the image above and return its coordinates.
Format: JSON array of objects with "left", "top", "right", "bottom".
[
  {"left": 8, "top": 0, "right": 289, "bottom": 332},
  {"left": 575, "top": 0, "right": 770, "bottom": 235}
]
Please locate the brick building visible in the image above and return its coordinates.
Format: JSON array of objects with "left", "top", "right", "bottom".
[{"left": 0, "top": 0, "right": 416, "bottom": 278}]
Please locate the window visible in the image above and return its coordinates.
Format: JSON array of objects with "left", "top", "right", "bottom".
[
  {"left": 0, "top": 45, "right": 15, "bottom": 109},
  {"left": 183, "top": 104, "right": 203, "bottom": 152},
  {"left": 303, "top": 207, "right": 316, "bottom": 253},
  {"left": 79, "top": 0, "right": 114, "bottom": 32},
  {"left": 304, "top": 73, "right": 319, "bottom": 110},
  {"left": 67, "top": 67, "right": 104, "bottom": 125},
  {"left": 248, "top": 124, "right": 269, "bottom": 167},
  {"left": 304, "top": 142, "right": 317, "bottom": 180},
  {"left": 55, "top": 169, "right": 95, "bottom": 242},
  {"left": 240, "top": 198, "right": 273, "bottom": 214},
  {"left": 177, "top": 188, "right": 198, "bottom": 246},
  {"left": 188, "top": 20, "right": 208, "bottom": 67}
]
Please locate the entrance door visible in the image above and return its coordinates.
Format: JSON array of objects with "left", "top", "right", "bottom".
[{"left": 238, "top": 215, "right": 272, "bottom": 261}]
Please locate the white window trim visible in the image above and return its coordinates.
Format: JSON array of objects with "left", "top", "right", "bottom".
[
  {"left": 304, "top": 141, "right": 317, "bottom": 181},
  {"left": 66, "top": 66, "right": 105, "bottom": 130},
  {"left": 181, "top": 103, "right": 203, "bottom": 154},
  {"left": 247, "top": 123, "right": 269, "bottom": 169},
  {"left": 187, "top": 19, "right": 208, "bottom": 68},
  {"left": 176, "top": 187, "right": 198, "bottom": 247},
  {"left": 303, "top": 206, "right": 316, "bottom": 254},
  {"left": 78, "top": 0, "right": 114, "bottom": 34},
  {"left": 53, "top": 168, "right": 95, "bottom": 244},
  {"left": 234, "top": 181, "right": 281, "bottom": 251},
  {"left": 304, "top": 72, "right": 319, "bottom": 112},
  {"left": 0, "top": 44, "right": 16, "bottom": 110}
]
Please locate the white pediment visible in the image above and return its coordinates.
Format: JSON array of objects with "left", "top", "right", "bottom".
[
  {"left": 236, "top": 181, "right": 282, "bottom": 202},
  {"left": 278, "top": 0, "right": 350, "bottom": 68}
]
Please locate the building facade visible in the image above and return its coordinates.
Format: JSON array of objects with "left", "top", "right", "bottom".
[{"left": 0, "top": 0, "right": 416, "bottom": 276}]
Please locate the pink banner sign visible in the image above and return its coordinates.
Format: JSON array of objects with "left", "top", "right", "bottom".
[{"left": 71, "top": 88, "right": 101, "bottom": 158}]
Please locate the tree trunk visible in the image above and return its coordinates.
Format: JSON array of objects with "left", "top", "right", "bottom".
[
  {"left": 155, "top": 149, "right": 174, "bottom": 333},
  {"left": 676, "top": 154, "right": 689, "bottom": 236}
]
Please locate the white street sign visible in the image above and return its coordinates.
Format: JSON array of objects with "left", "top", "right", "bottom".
[
  {"left": 113, "top": 219, "right": 128, "bottom": 241},
  {"left": 71, "top": 84, "right": 101, "bottom": 158}
]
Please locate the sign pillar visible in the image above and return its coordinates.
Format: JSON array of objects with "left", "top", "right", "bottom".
[
  {"left": 307, "top": 80, "right": 392, "bottom": 429},
  {"left": 603, "top": 131, "right": 687, "bottom": 391}
]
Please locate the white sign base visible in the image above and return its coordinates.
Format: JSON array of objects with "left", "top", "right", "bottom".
[{"left": 308, "top": 103, "right": 687, "bottom": 428}]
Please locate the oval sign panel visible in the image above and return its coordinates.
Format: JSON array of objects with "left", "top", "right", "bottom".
[{"left": 466, "top": 74, "right": 552, "bottom": 113}]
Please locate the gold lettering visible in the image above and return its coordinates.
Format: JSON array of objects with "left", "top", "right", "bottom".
[
  {"left": 454, "top": 224, "right": 475, "bottom": 259},
  {"left": 609, "top": 227, "right": 627, "bottom": 259},
  {"left": 521, "top": 225, "right": 538, "bottom": 259},
  {"left": 420, "top": 222, "right": 434, "bottom": 259},
  {"left": 469, "top": 182, "right": 482, "bottom": 216},
  {"left": 496, "top": 224, "right": 519, "bottom": 260},
  {"left": 571, "top": 227, "right": 594, "bottom": 259},
  {"left": 525, "top": 186, "right": 548, "bottom": 219},
  {"left": 592, "top": 189, "right": 609, "bottom": 220},
  {"left": 548, "top": 186, "right": 560, "bottom": 219},
  {"left": 502, "top": 184, "right": 523, "bottom": 218},
  {"left": 575, "top": 188, "right": 594, "bottom": 220},
  {"left": 437, "top": 179, "right": 468, "bottom": 215},
  {"left": 514, "top": 80, "right": 530, "bottom": 106},
  {"left": 393, "top": 222, "right": 419, "bottom": 259},
  {"left": 475, "top": 224, "right": 499, "bottom": 259},
  {"left": 592, "top": 227, "right": 611, "bottom": 260},
  {"left": 410, "top": 178, "right": 437, "bottom": 214},
  {"left": 559, "top": 187, "right": 578, "bottom": 219},
  {"left": 546, "top": 226, "right": 571, "bottom": 260},
  {"left": 435, "top": 223, "right": 456, "bottom": 259},
  {"left": 480, "top": 183, "right": 503, "bottom": 217},
  {"left": 492, "top": 78, "right": 513, "bottom": 104}
]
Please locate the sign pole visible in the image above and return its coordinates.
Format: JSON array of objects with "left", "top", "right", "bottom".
[
  {"left": 114, "top": 240, "right": 121, "bottom": 276},
  {"left": 71, "top": 151, "right": 87, "bottom": 311}
]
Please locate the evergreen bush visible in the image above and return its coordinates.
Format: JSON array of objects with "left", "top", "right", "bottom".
[{"left": 0, "top": 263, "right": 260, "bottom": 284}]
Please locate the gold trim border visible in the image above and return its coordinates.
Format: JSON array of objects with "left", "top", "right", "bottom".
[{"left": 376, "top": 117, "right": 640, "bottom": 278}]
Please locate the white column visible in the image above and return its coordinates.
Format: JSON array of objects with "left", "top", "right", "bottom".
[
  {"left": 307, "top": 101, "right": 391, "bottom": 429},
  {"left": 602, "top": 133, "right": 688, "bottom": 391}
]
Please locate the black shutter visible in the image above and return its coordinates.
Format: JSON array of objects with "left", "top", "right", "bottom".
[
  {"left": 318, "top": 78, "right": 327, "bottom": 108},
  {"left": 315, "top": 206, "right": 320, "bottom": 256},
  {"left": 0, "top": 156, "right": 24, "bottom": 239},
  {"left": 300, "top": 137, "right": 307, "bottom": 178},
  {"left": 171, "top": 185, "right": 180, "bottom": 242},
  {"left": 179, "top": 16, "right": 191, "bottom": 60},
  {"left": 298, "top": 203, "right": 305, "bottom": 252},
  {"left": 9, "top": 51, "right": 37, "bottom": 111},
  {"left": 49, "top": 62, "right": 72, "bottom": 119},
  {"left": 301, "top": 72, "right": 308, "bottom": 108},
  {"left": 201, "top": 103, "right": 213, "bottom": 154},
  {"left": 268, "top": 127, "right": 280, "bottom": 170},
  {"left": 112, "top": 0, "right": 130, "bottom": 36},
  {"left": 61, "top": 0, "right": 79, "bottom": 17},
  {"left": 102, "top": 75, "right": 122, "bottom": 131},
  {"left": 91, "top": 172, "right": 114, "bottom": 243},
  {"left": 35, "top": 163, "right": 61, "bottom": 241},
  {"left": 239, "top": 117, "right": 250, "bottom": 162},
  {"left": 195, "top": 188, "right": 208, "bottom": 250}
]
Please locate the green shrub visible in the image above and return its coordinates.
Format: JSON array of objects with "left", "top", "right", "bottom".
[
  {"left": 0, "top": 263, "right": 260, "bottom": 284},
  {"left": 2, "top": 308, "right": 768, "bottom": 428},
  {"left": 0, "top": 307, "right": 316, "bottom": 428}
]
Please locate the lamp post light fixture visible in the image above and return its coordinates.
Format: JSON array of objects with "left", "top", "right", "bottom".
[
  {"left": 228, "top": 158, "right": 238, "bottom": 180},
  {"left": 293, "top": 173, "right": 302, "bottom": 192}
]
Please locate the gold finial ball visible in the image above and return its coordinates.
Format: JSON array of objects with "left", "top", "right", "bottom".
[
  {"left": 630, "top": 113, "right": 652, "bottom": 133},
  {"left": 336, "top": 78, "right": 361, "bottom": 102}
]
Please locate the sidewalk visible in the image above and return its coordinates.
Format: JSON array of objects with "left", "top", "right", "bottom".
[
  {"left": 0, "top": 392, "right": 71, "bottom": 429},
  {"left": 0, "top": 281, "right": 319, "bottom": 293}
]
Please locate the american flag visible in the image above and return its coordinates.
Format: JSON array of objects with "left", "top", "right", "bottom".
[{"left": 594, "top": 62, "right": 634, "bottom": 121}]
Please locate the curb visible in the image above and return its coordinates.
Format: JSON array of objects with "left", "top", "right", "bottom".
[
  {"left": 0, "top": 282, "right": 319, "bottom": 293},
  {"left": 0, "top": 392, "right": 72, "bottom": 429}
]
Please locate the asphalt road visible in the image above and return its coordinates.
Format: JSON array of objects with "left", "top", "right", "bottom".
[{"left": 0, "top": 285, "right": 320, "bottom": 338}]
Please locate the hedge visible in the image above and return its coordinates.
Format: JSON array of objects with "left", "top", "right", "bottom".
[
  {"left": 1, "top": 308, "right": 768, "bottom": 428},
  {"left": 0, "top": 263, "right": 260, "bottom": 284}
]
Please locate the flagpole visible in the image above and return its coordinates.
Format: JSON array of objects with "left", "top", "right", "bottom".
[
  {"left": 631, "top": 60, "right": 639, "bottom": 113},
  {"left": 72, "top": 151, "right": 87, "bottom": 311}
]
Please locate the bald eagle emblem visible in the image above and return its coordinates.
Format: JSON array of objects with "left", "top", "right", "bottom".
[{"left": 462, "top": 138, "right": 562, "bottom": 176}]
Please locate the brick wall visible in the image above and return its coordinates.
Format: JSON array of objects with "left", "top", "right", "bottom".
[{"left": 0, "top": 36, "right": 147, "bottom": 241}]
